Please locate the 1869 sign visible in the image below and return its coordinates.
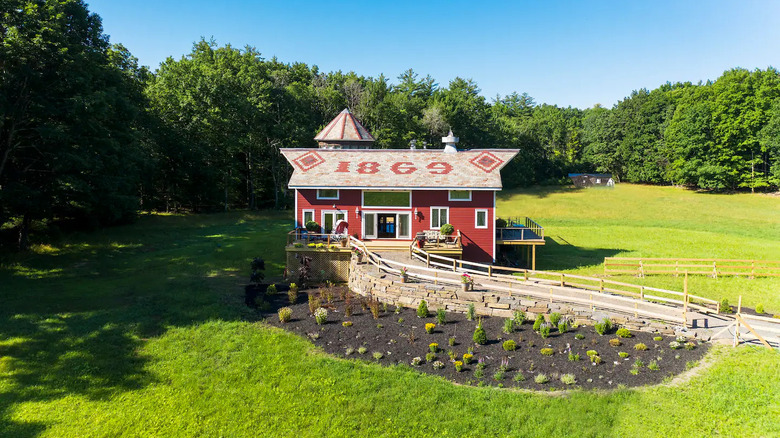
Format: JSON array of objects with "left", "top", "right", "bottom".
[{"left": 335, "top": 161, "right": 453, "bottom": 175}]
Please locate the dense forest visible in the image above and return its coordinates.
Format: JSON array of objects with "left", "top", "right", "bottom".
[{"left": 2, "top": 0, "right": 780, "bottom": 249}]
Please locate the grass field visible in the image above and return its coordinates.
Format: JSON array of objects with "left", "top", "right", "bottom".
[
  {"left": 498, "top": 184, "right": 780, "bottom": 312},
  {"left": 1, "top": 185, "right": 779, "bottom": 437}
]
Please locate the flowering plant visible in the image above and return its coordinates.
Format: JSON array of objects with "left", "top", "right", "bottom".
[
  {"left": 352, "top": 247, "right": 364, "bottom": 255},
  {"left": 454, "top": 361, "right": 464, "bottom": 372},
  {"left": 429, "top": 342, "right": 438, "bottom": 353},
  {"left": 462, "top": 353, "right": 473, "bottom": 364},
  {"left": 460, "top": 273, "right": 473, "bottom": 284},
  {"left": 425, "top": 323, "right": 436, "bottom": 334}
]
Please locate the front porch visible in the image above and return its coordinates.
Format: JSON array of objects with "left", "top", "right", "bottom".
[{"left": 286, "top": 230, "right": 463, "bottom": 259}]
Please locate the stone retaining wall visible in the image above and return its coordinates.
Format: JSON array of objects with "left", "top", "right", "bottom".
[{"left": 348, "top": 257, "right": 677, "bottom": 335}]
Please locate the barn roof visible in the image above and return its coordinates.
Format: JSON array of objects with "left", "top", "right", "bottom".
[
  {"left": 314, "top": 109, "right": 374, "bottom": 144},
  {"left": 280, "top": 148, "right": 519, "bottom": 190}
]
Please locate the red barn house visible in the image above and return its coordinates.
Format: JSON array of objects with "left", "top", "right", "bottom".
[{"left": 281, "top": 109, "right": 527, "bottom": 263}]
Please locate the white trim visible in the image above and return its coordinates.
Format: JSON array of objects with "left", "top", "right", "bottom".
[
  {"left": 321, "top": 210, "right": 346, "bottom": 233},
  {"left": 316, "top": 189, "right": 339, "bottom": 200},
  {"left": 292, "top": 185, "right": 501, "bottom": 191},
  {"left": 302, "top": 209, "right": 315, "bottom": 228},
  {"left": 429, "top": 206, "right": 449, "bottom": 229},
  {"left": 361, "top": 210, "right": 412, "bottom": 239},
  {"left": 475, "top": 209, "right": 488, "bottom": 229},
  {"left": 361, "top": 190, "right": 412, "bottom": 209},
  {"left": 492, "top": 191, "right": 496, "bottom": 262},
  {"left": 294, "top": 189, "right": 299, "bottom": 228},
  {"left": 448, "top": 190, "right": 472, "bottom": 201}
]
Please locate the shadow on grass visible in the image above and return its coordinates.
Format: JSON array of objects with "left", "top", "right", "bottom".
[
  {"left": 0, "top": 211, "right": 290, "bottom": 436},
  {"left": 507, "top": 237, "right": 626, "bottom": 271}
]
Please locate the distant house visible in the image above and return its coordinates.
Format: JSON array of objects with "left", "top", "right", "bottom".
[
  {"left": 281, "top": 109, "right": 521, "bottom": 262},
  {"left": 569, "top": 173, "right": 615, "bottom": 188}
]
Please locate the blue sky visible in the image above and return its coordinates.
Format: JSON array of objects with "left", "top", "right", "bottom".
[{"left": 87, "top": 0, "right": 780, "bottom": 109}]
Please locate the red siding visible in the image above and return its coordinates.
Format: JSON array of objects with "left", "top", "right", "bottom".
[{"left": 295, "top": 189, "right": 495, "bottom": 262}]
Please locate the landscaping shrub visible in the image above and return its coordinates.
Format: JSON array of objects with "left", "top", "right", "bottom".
[
  {"left": 540, "top": 348, "right": 554, "bottom": 356},
  {"left": 634, "top": 343, "right": 648, "bottom": 351},
  {"left": 720, "top": 298, "right": 733, "bottom": 313},
  {"left": 503, "top": 318, "right": 514, "bottom": 334},
  {"left": 633, "top": 359, "right": 645, "bottom": 368},
  {"left": 372, "top": 352, "right": 383, "bottom": 360},
  {"left": 609, "top": 338, "right": 622, "bottom": 347},
  {"left": 314, "top": 307, "right": 328, "bottom": 325},
  {"left": 502, "top": 340, "right": 516, "bottom": 351},
  {"left": 560, "top": 373, "right": 577, "bottom": 385},
  {"left": 557, "top": 321, "right": 569, "bottom": 334},
  {"left": 305, "top": 220, "right": 320, "bottom": 232},
  {"left": 512, "top": 310, "right": 525, "bottom": 325},
  {"left": 288, "top": 283, "right": 298, "bottom": 304},
  {"left": 278, "top": 307, "right": 292, "bottom": 323},
  {"left": 429, "top": 343, "right": 438, "bottom": 353},
  {"left": 574, "top": 333, "right": 585, "bottom": 340},
  {"left": 539, "top": 324, "right": 551, "bottom": 339},
  {"left": 432, "top": 360, "right": 445, "bottom": 370},
  {"left": 549, "top": 312, "right": 561, "bottom": 326},
  {"left": 618, "top": 352, "right": 629, "bottom": 358},
  {"left": 685, "top": 342, "right": 696, "bottom": 350},
  {"left": 342, "top": 321, "right": 353, "bottom": 327},
  {"left": 669, "top": 341, "right": 682, "bottom": 350},
  {"left": 425, "top": 323, "right": 436, "bottom": 334},
  {"left": 425, "top": 352, "right": 436, "bottom": 362},
  {"left": 467, "top": 303, "right": 476, "bottom": 321},
  {"left": 447, "top": 350, "right": 456, "bottom": 360},
  {"left": 308, "top": 294, "right": 320, "bottom": 315},
  {"left": 473, "top": 319, "right": 487, "bottom": 345},
  {"left": 345, "top": 347, "right": 354, "bottom": 356},
  {"left": 417, "top": 300, "right": 429, "bottom": 318},
  {"left": 653, "top": 336, "right": 663, "bottom": 341},
  {"left": 266, "top": 284, "right": 277, "bottom": 295},
  {"left": 496, "top": 218, "right": 507, "bottom": 228},
  {"left": 594, "top": 318, "right": 612, "bottom": 335},
  {"left": 586, "top": 350, "right": 598, "bottom": 358},
  {"left": 616, "top": 328, "right": 632, "bottom": 338},
  {"left": 358, "top": 347, "right": 367, "bottom": 354},
  {"left": 493, "top": 370, "right": 505, "bottom": 381},
  {"left": 439, "top": 224, "right": 455, "bottom": 235},
  {"left": 568, "top": 352, "right": 580, "bottom": 361},
  {"left": 648, "top": 360, "right": 660, "bottom": 371},
  {"left": 756, "top": 303, "right": 765, "bottom": 314},
  {"left": 411, "top": 357, "right": 423, "bottom": 366},
  {"left": 369, "top": 299, "right": 380, "bottom": 319},
  {"left": 534, "top": 373, "right": 549, "bottom": 384},
  {"left": 462, "top": 353, "right": 473, "bottom": 364},
  {"left": 532, "top": 314, "right": 545, "bottom": 331},
  {"left": 454, "top": 361, "right": 464, "bottom": 372},
  {"left": 590, "top": 355, "right": 602, "bottom": 364},
  {"left": 436, "top": 308, "right": 446, "bottom": 325},
  {"left": 513, "top": 372, "right": 525, "bottom": 382}
]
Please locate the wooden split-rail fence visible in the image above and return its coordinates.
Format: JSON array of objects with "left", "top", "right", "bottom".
[
  {"left": 347, "top": 237, "right": 720, "bottom": 327},
  {"left": 604, "top": 257, "right": 780, "bottom": 278}
]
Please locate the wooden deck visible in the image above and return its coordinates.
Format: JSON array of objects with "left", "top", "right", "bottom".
[{"left": 495, "top": 226, "right": 545, "bottom": 245}]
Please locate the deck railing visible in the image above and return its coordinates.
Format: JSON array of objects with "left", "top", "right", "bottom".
[
  {"left": 496, "top": 216, "right": 545, "bottom": 241},
  {"left": 286, "top": 230, "right": 350, "bottom": 248},
  {"left": 604, "top": 257, "right": 780, "bottom": 278},
  {"left": 351, "top": 236, "right": 718, "bottom": 326}
]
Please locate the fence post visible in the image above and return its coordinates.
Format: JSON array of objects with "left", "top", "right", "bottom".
[
  {"left": 675, "top": 260, "right": 679, "bottom": 278},
  {"left": 453, "top": 259, "right": 456, "bottom": 271},
  {"left": 683, "top": 272, "right": 689, "bottom": 328},
  {"left": 751, "top": 260, "right": 755, "bottom": 279},
  {"left": 639, "top": 260, "right": 644, "bottom": 278},
  {"left": 712, "top": 261, "right": 717, "bottom": 279},
  {"left": 560, "top": 273, "right": 565, "bottom": 287},
  {"left": 549, "top": 287, "right": 553, "bottom": 303},
  {"left": 599, "top": 279, "right": 604, "bottom": 293},
  {"left": 734, "top": 295, "right": 742, "bottom": 347},
  {"left": 426, "top": 253, "right": 430, "bottom": 268},
  {"left": 488, "top": 266, "right": 493, "bottom": 277},
  {"left": 589, "top": 293, "right": 594, "bottom": 311},
  {"left": 434, "top": 271, "right": 438, "bottom": 286},
  {"left": 524, "top": 270, "right": 528, "bottom": 282},
  {"left": 639, "top": 286, "right": 644, "bottom": 300},
  {"left": 634, "top": 302, "right": 638, "bottom": 318}
]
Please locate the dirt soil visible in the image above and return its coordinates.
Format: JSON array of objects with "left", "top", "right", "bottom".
[{"left": 260, "top": 286, "right": 709, "bottom": 391}]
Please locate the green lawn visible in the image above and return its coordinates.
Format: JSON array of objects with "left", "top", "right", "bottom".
[
  {"left": 1, "top": 187, "right": 779, "bottom": 437},
  {"left": 498, "top": 184, "right": 780, "bottom": 312}
]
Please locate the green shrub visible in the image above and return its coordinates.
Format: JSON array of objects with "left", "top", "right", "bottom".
[
  {"left": 447, "top": 350, "right": 456, "bottom": 360},
  {"left": 540, "top": 348, "right": 554, "bottom": 356},
  {"left": 358, "top": 347, "right": 367, "bottom": 354},
  {"left": 720, "top": 298, "right": 733, "bottom": 313},
  {"left": 512, "top": 310, "right": 525, "bottom": 325},
  {"left": 532, "top": 314, "right": 545, "bottom": 331},
  {"left": 549, "top": 312, "right": 561, "bottom": 326},
  {"left": 616, "top": 328, "right": 632, "bottom": 338},
  {"left": 454, "top": 361, "right": 464, "bottom": 372},
  {"left": 277, "top": 307, "right": 292, "bottom": 323},
  {"left": 590, "top": 355, "right": 602, "bottom": 364},
  {"left": 557, "top": 321, "right": 569, "bottom": 334},
  {"left": 293, "top": 242, "right": 303, "bottom": 248},
  {"left": 436, "top": 308, "right": 446, "bottom": 325},
  {"left": 539, "top": 324, "right": 551, "bottom": 339},
  {"left": 425, "top": 352, "right": 436, "bottom": 362},
  {"left": 314, "top": 307, "right": 328, "bottom": 325},
  {"left": 287, "top": 284, "right": 298, "bottom": 304},
  {"left": 653, "top": 336, "right": 663, "bottom": 341},
  {"left": 503, "top": 318, "right": 514, "bottom": 334},
  {"left": 574, "top": 333, "right": 585, "bottom": 340},
  {"left": 586, "top": 350, "right": 598, "bottom": 358},
  {"left": 609, "top": 338, "right": 621, "bottom": 347},
  {"left": 342, "top": 321, "right": 353, "bottom": 327},
  {"left": 534, "top": 373, "right": 550, "bottom": 384},
  {"left": 618, "top": 352, "right": 630, "bottom": 358},
  {"left": 634, "top": 343, "right": 648, "bottom": 351},
  {"left": 502, "top": 340, "right": 517, "bottom": 351},
  {"left": 473, "top": 319, "right": 488, "bottom": 345},
  {"left": 560, "top": 373, "right": 576, "bottom": 385},
  {"left": 594, "top": 318, "right": 612, "bottom": 335},
  {"left": 568, "top": 352, "right": 580, "bottom": 361},
  {"left": 473, "top": 368, "right": 484, "bottom": 379},
  {"left": 417, "top": 300, "right": 429, "bottom": 318},
  {"left": 466, "top": 303, "right": 476, "bottom": 321},
  {"left": 462, "top": 353, "right": 473, "bottom": 364},
  {"left": 648, "top": 360, "right": 660, "bottom": 370},
  {"left": 345, "top": 347, "right": 354, "bottom": 356},
  {"left": 429, "top": 342, "right": 438, "bottom": 353},
  {"left": 305, "top": 220, "right": 320, "bottom": 232},
  {"left": 496, "top": 218, "right": 508, "bottom": 228},
  {"left": 493, "top": 370, "right": 505, "bottom": 381},
  {"left": 756, "top": 303, "right": 765, "bottom": 314},
  {"left": 669, "top": 341, "right": 682, "bottom": 350},
  {"left": 684, "top": 342, "right": 696, "bottom": 350},
  {"left": 448, "top": 337, "right": 456, "bottom": 346},
  {"left": 372, "top": 352, "right": 383, "bottom": 360},
  {"left": 513, "top": 371, "right": 525, "bottom": 382},
  {"left": 439, "top": 224, "right": 455, "bottom": 235},
  {"left": 630, "top": 368, "right": 639, "bottom": 376},
  {"left": 633, "top": 359, "right": 644, "bottom": 368}
]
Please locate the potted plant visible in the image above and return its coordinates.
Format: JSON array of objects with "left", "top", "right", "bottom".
[
  {"left": 353, "top": 247, "right": 364, "bottom": 263},
  {"left": 439, "top": 223, "right": 455, "bottom": 236},
  {"left": 460, "top": 273, "right": 473, "bottom": 291},
  {"left": 339, "top": 236, "right": 348, "bottom": 247},
  {"left": 400, "top": 267, "right": 409, "bottom": 283},
  {"left": 305, "top": 220, "right": 320, "bottom": 233}
]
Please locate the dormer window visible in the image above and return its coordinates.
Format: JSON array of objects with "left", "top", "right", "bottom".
[{"left": 316, "top": 189, "right": 339, "bottom": 200}]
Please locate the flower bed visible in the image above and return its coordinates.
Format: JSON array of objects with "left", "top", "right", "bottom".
[{"left": 263, "top": 287, "right": 709, "bottom": 390}]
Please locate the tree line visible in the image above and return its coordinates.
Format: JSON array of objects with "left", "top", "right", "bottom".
[{"left": 2, "top": 0, "right": 779, "bottom": 249}]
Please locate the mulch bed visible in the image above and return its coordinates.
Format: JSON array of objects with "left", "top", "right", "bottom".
[{"left": 258, "top": 285, "right": 710, "bottom": 391}]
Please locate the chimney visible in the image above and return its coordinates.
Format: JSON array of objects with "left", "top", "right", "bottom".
[{"left": 442, "top": 130, "right": 459, "bottom": 153}]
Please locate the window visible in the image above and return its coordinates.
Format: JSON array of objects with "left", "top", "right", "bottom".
[
  {"left": 322, "top": 211, "right": 346, "bottom": 234},
  {"left": 430, "top": 207, "right": 449, "bottom": 229},
  {"left": 398, "top": 213, "right": 411, "bottom": 239},
  {"left": 475, "top": 209, "right": 488, "bottom": 229},
  {"left": 363, "top": 213, "right": 376, "bottom": 239},
  {"left": 316, "top": 189, "right": 339, "bottom": 200},
  {"left": 448, "top": 190, "right": 471, "bottom": 201},
  {"left": 302, "top": 210, "right": 315, "bottom": 227},
  {"left": 362, "top": 191, "right": 411, "bottom": 208}
]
